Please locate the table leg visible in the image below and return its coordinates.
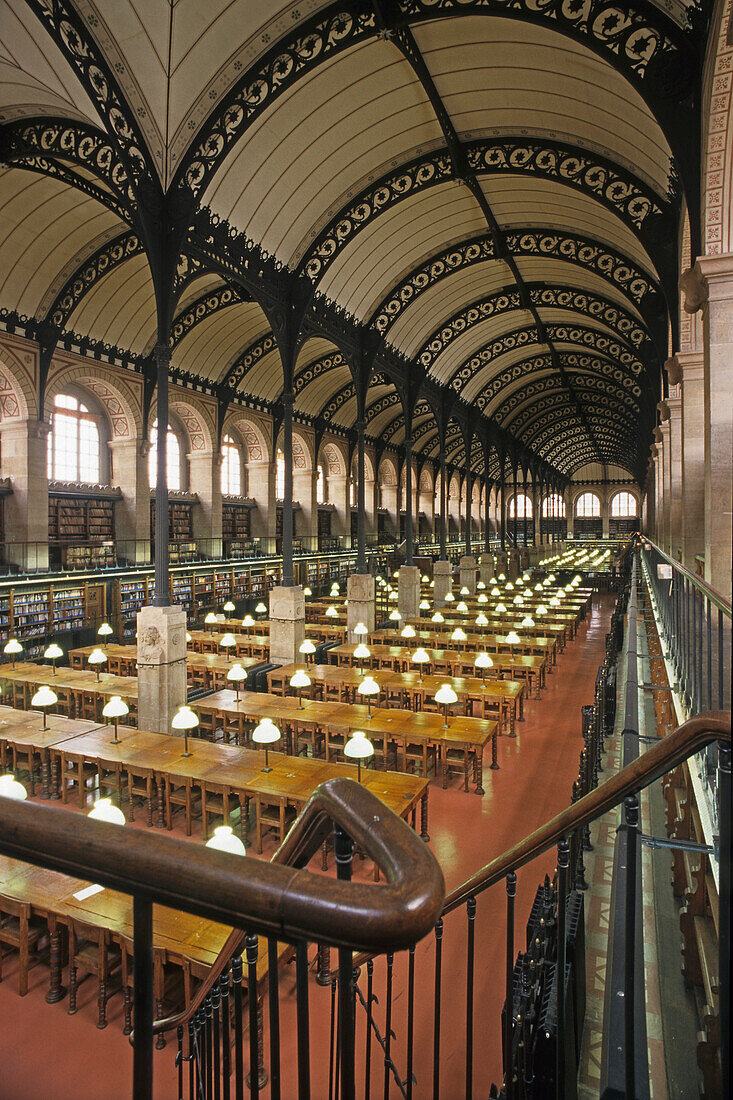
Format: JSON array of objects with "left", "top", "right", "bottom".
[
  {"left": 441, "top": 747, "right": 447, "bottom": 790},
  {"left": 509, "top": 703, "right": 516, "bottom": 738},
  {"left": 41, "top": 750, "right": 51, "bottom": 799},
  {"left": 420, "top": 791, "right": 430, "bottom": 841},
  {"left": 45, "top": 921, "right": 66, "bottom": 1004},
  {"left": 240, "top": 795, "right": 250, "bottom": 848},
  {"left": 490, "top": 727, "right": 499, "bottom": 771},
  {"left": 474, "top": 748, "right": 485, "bottom": 795},
  {"left": 155, "top": 778, "right": 165, "bottom": 828},
  {"left": 519, "top": 693, "right": 524, "bottom": 721}
]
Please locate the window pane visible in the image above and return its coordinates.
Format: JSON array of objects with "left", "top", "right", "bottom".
[
  {"left": 575, "top": 493, "right": 600, "bottom": 517},
  {"left": 611, "top": 491, "right": 637, "bottom": 517},
  {"left": 276, "top": 451, "right": 284, "bottom": 499},
  {"left": 78, "top": 417, "right": 99, "bottom": 482},
  {"left": 221, "top": 437, "right": 241, "bottom": 495}
]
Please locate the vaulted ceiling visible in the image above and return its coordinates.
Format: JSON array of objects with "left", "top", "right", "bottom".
[{"left": 0, "top": 0, "right": 711, "bottom": 483}]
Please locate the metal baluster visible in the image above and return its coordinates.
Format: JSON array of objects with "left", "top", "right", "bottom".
[
  {"left": 232, "top": 955, "right": 244, "bottom": 1100},
  {"left": 433, "top": 918, "right": 443, "bottom": 1100},
  {"left": 335, "top": 824, "right": 356, "bottom": 1100},
  {"left": 718, "top": 609, "right": 725, "bottom": 709},
  {"left": 556, "top": 840, "right": 570, "bottom": 1100},
  {"left": 245, "top": 933, "right": 261, "bottom": 1097},
  {"left": 505, "top": 872, "right": 516, "bottom": 1100},
  {"left": 466, "top": 897, "right": 476, "bottom": 1100},
  {"left": 296, "top": 941, "right": 311, "bottom": 1099},
  {"left": 365, "top": 958, "right": 374, "bottom": 1100},
  {"left": 212, "top": 981, "right": 221, "bottom": 1100},
  {"left": 697, "top": 591, "right": 703, "bottom": 714},
  {"left": 177, "top": 1024, "right": 184, "bottom": 1100},
  {"left": 329, "top": 979, "right": 337, "bottom": 1100},
  {"left": 383, "top": 952, "right": 394, "bottom": 1100},
  {"left": 132, "top": 896, "right": 154, "bottom": 1100},
  {"left": 197, "top": 1007, "right": 207, "bottom": 1100},
  {"left": 718, "top": 741, "right": 731, "bottom": 1099},
  {"left": 706, "top": 598, "right": 712, "bottom": 712},
  {"left": 623, "top": 796, "right": 640, "bottom": 1099},
  {"left": 188, "top": 1017, "right": 196, "bottom": 1100},
  {"left": 267, "top": 938, "right": 281, "bottom": 1100},
  {"left": 221, "top": 971, "right": 231, "bottom": 1100},
  {"left": 205, "top": 995, "right": 213, "bottom": 1100},
  {"left": 406, "top": 945, "right": 415, "bottom": 1100}
]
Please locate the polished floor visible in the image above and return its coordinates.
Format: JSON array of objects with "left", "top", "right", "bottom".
[{"left": 0, "top": 595, "right": 615, "bottom": 1099}]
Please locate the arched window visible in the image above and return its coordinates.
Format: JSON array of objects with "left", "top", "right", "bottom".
[
  {"left": 148, "top": 420, "right": 181, "bottom": 491},
  {"left": 275, "top": 449, "right": 285, "bottom": 499},
  {"left": 611, "top": 491, "right": 637, "bottom": 518},
  {"left": 575, "top": 492, "right": 601, "bottom": 517},
  {"left": 47, "top": 393, "right": 100, "bottom": 483},
  {"left": 316, "top": 464, "right": 326, "bottom": 504},
  {"left": 509, "top": 492, "right": 532, "bottom": 518},
  {"left": 542, "top": 493, "right": 566, "bottom": 517},
  {"left": 221, "top": 434, "right": 242, "bottom": 495},
  {"left": 349, "top": 477, "right": 355, "bottom": 508}
]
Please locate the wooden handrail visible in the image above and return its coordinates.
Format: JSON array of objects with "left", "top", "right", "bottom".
[
  {"left": 0, "top": 777, "right": 444, "bottom": 953},
  {"left": 443, "top": 711, "right": 729, "bottom": 913}
]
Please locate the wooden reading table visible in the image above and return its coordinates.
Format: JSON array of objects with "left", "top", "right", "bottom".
[{"left": 0, "top": 662, "right": 138, "bottom": 725}]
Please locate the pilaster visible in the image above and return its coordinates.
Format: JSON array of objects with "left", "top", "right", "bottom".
[
  {"left": 136, "top": 605, "right": 187, "bottom": 733},
  {"left": 188, "top": 449, "right": 222, "bottom": 556},
  {"left": 0, "top": 418, "right": 50, "bottom": 570},
  {"left": 347, "top": 573, "right": 376, "bottom": 639},
  {"left": 433, "top": 560, "right": 452, "bottom": 607},
  {"left": 675, "top": 351, "right": 706, "bottom": 571},
  {"left": 108, "top": 437, "right": 150, "bottom": 562},
  {"left": 397, "top": 565, "right": 420, "bottom": 619},
  {"left": 268, "top": 585, "right": 305, "bottom": 666}
]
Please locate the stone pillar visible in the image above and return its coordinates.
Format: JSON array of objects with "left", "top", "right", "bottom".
[
  {"left": 660, "top": 417, "right": 671, "bottom": 555},
  {"left": 459, "top": 554, "right": 477, "bottom": 594},
  {"left": 136, "top": 605, "right": 187, "bottom": 733},
  {"left": 108, "top": 437, "right": 150, "bottom": 563},
  {"left": 397, "top": 564, "right": 420, "bottom": 619},
  {"left": 381, "top": 482, "right": 398, "bottom": 539},
  {"left": 247, "top": 460, "right": 275, "bottom": 539},
  {"left": 293, "top": 467, "right": 317, "bottom": 545},
  {"left": 665, "top": 391, "right": 682, "bottom": 560},
  {"left": 653, "top": 427, "right": 665, "bottom": 548},
  {"left": 675, "top": 352, "right": 705, "bottom": 571},
  {"left": 433, "top": 559, "right": 452, "bottom": 607},
  {"left": 188, "top": 450, "right": 222, "bottom": 557},
  {"left": 347, "top": 573, "right": 375, "bottom": 639},
  {"left": 365, "top": 477, "right": 377, "bottom": 542},
  {"left": 0, "top": 418, "right": 49, "bottom": 571},
  {"left": 327, "top": 472, "right": 348, "bottom": 539},
  {"left": 268, "top": 585, "right": 305, "bottom": 666},
  {"left": 478, "top": 553, "right": 493, "bottom": 586},
  {"left": 696, "top": 255, "right": 733, "bottom": 599}
]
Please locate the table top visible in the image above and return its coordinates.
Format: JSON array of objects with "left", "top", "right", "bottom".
[
  {"left": 0, "top": 704, "right": 104, "bottom": 749},
  {"left": 329, "top": 643, "right": 545, "bottom": 672},
  {"left": 371, "top": 628, "right": 555, "bottom": 652},
  {"left": 268, "top": 663, "right": 524, "bottom": 704},
  {"left": 68, "top": 645, "right": 263, "bottom": 674},
  {"left": 189, "top": 629, "right": 271, "bottom": 649},
  {"left": 0, "top": 662, "right": 138, "bottom": 699},
  {"left": 196, "top": 689, "right": 497, "bottom": 749}
]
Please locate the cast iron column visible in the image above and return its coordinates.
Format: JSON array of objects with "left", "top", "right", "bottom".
[
  {"left": 404, "top": 436, "right": 414, "bottom": 565},
  {"left": 282, "top": 390, "right": 294, "bottom": 586},
  {"left": 356, "top": 418, "right": 366, "bottom": 573},
  {"left": 153, "top": 343, "right": 170, "bottom": 606}
]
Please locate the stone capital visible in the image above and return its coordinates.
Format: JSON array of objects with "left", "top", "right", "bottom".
[
  {"left": 663, "top": 355, "right": 682, "bottom": 385},
  {"left": 657, "top": 399, "right": 670, "bottom": 422},
  {"left": 679, "top": 265, "right": 708, "bottom": 314},
  {"left": 653, "top": 426, "right": 663, "bottom": 444},
  {"left": 695, "top": 252, "right": 733, "bottom": 302},
  {"left": 675, "top": 348, "right": 705, "bottom": 383}
]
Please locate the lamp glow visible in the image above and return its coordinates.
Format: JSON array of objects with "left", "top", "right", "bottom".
[
  {"left": 255, "top": 602, "right": 267, "bottom": 614},
  {"left": 451, "top": 627, "right": 467, "bottom": 642},
  {"left": 444, "top": 592, "right": 455, "bottom": 602},
  {"left": 88, "top": 797, "right": 126, "bottom": 825},
  {"left": 456, "top": 600, "right": 468, "bottom": 613},
  {"left": 241, "top": 614, "right": 256, "bottom": 628},
  {"left": 87, "top": 647, "right": 107, "bottom": 681},
  {"left": 460, "top": 586, "right": 469, "bottom": 596},
  {"left": 204, "top": 612, "right": 217, "bottom": 627},
  {"left": 219, "top": 632, "right": 237, "bottom": 653},
  {"left": 411, "top": 647, "right": 429, "bottom": 682},
  {"left": 172, "top": 705, "right": 199, "bottom": 757},
  {"left": 419, "top": 599, "right": 430, "bottom": 611},
  {"left": 475, "top": 612, "right": 488, "bottom": 626},
  {"left": 353, "top": 622, "right": 368, "bottom": 637},
  {"left": 435, "top": 684, "right": 458, "bottom": 728},
  {"left": 206, "top": 825, "right": 246, "bottom": 855},
  {"left": 354, "top": 643, "right": 371, "bottom": 673},
  {"left": 536, "top": 604, "right": 548, "bottom": 615},
  {"left": 400, "top": 624, "right": 416, "bottom": 639},
  {"left": 474, "top": 651, "right": 493, "bottom": 685},
  {"left": 344, "top": 730, "right": 374, "bottom": 782},
  {"left": 226, "top": 663, "right": 247, "bottom": 699},
  {"left": 477, "top": 593, "right": 488, "bottom": 604},
  {"left": 223, "top": 601, "right": 236, "bottom": 614},
  {"left": 505, "top": 631, "right": 521, "bottom": 645},
  {"left": 31, "top": 685, "right": 57, "bottom": 729},
  {"left": 4, "top": 639, "right": 23, "bottom": 668},
  {"left": 252, "top": 718, "right": 281, "bottom": 771},
  {"left": 303, "top": 587, "right": 312, "bottom": 597},
  {"left": 431, "top": 612, "right": 444, "bottom": 623},
  {"left": 490, "top": 587, "right": 501, "bottom": 596},
  {"left": 97, "top": 623, "right": 113, "bottom": 652},
  {"left": 357, "top": 675, "right": 379, "bottom": 718},
  {"left": 0, "top": 773, "right": 27, "bottom": 800},
  {"left": 299, "top": 639, "right": 316, "bottom": 665},
  {"left": 388, "top": 609, "right": 401, "bottom": 622},
  {"left": 550, "top": 597, "right": 561, "bottom": 606},
  {"left": 325, "top": 606, "right": 338, "bottom": 618},
  {"left": 102, "top": 694, "right": 129, "bottom": 743},
  {"left": 495, "top": 603, "right": 507, "bottom": 614},
  {"left": 289, "top": 669, "right": 311, "bottom": 709},
  {"left": 44, "top": 643, "right": 63, "bottom": 674},
  {"left": 521, "top": 616, "right": 535, "bottom": 627}
]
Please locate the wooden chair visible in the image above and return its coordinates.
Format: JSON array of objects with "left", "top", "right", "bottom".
[
  {"left": 67, "top": 917, "right": 122, "bottom": 1029},
  {"left": 164, "top": 775, "right": 201, "bottom": 836},
  {"left": 0, "top": 899, "right": 46, "bottom": 996},
  {"left": 255, "top": 794, "right": 296, "bottom": 854},
  {"left": 200, "top": 782, "right": 240, "bottom": 841},
  {"left": 125, "top": 764, "right": 156, "bottom": 827},
  {"left": 58, "top": 750, "right": 98, "bottom": 808}
]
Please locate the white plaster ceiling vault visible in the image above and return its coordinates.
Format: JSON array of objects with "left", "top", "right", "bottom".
[{"left": 0, "top": 0, "right": 693, "bottom": 478}]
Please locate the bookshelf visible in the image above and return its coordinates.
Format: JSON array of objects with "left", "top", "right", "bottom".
[
  {"left": 114, "top": 577, "right": 151, "bottom": 640},
  {"left": 222, "top": 503, "right": 251, "bottom": 540},
  {"left": 48, "top": 495, "right": 114, "bottom": 543},
  {"left": 0, "top": 581, "right": 107, "bottom": 644}
]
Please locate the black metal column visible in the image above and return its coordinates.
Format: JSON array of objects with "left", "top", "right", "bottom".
[
  {"left": 500, "top": 475, "right": 506, "bottom": 551},
  {"left": 133, "top": 896, "right": 154, "bottom": 1099},
  {"left": 153, "top": 344, "right": 170, "bottom": 606},
  {"left": 439, "top": 450, "right": 447, "bottom": 559},
  {"left": 465, "top": 466, "right": 472, "bottom": 557},
  {"left": 356, "top": 418, "right": 367, "bottom": 574},
  {"left": 484, "top": 476, "right": 491, "bottom": 552},
  {"left": 282, "top": 391, "right": 294, "bottom": 587},
  {"left": 405, "top": 437, "right": 414, "bottom": 566}
]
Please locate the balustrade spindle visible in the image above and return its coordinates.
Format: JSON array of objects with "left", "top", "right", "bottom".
[
  {"left": 188, "top": 1016, "right": 196, "bottom": 1100},
  {"left": 177, "top": 1024, "right": 183, "bottom": 1100},
  {"left": 433, "top": 918, "right": 443, "bottom": 1100},
  {"left": 406, "top": 945, "right": 415, "bottom": 1100},
  {"left": 383, "top": 951, "right": 394, "bottom": 1100},
  {"left": 707, "top": 601, "right": 712, "bottom": 711},
  {"left": 335, "top": 824, "right": 356, "bottom": 1100},
  {"left": 329, "top": 978, "right": 337, "bottom": 1100},
  {"left": 232, "top": 955, "right": 244, "bottom": 1100},
  {"left": 245, "top": 932, "right": 262, "bottom": 1095},
  {"left": 504, "top": 872, "right": 517, "bottom": 1100},
  {"left": 466, "top": 896, "right": 476, "bottom": 1099},
  {"left": 267, "top": 938, "right": 281, "bottom": 1100},
  {"left": 296, "top": 941, "right": 311, "bottom": 1099},
  {"left": 556, "top": 838, "right": 570, "bottom": 1100},
  {"left": 221, "top": 971, "right": 231, "bottom": 1100},
  {"left": 212, "top": 982, "right": 221, "bottom": 1100},
  {"left": 623, "top": 795, "right": 640, "bottom": 1100},
  {"left": 365, "top": 958, "right": 374, "bottom": 1100},
  {"left": 205, "top": 995, "right": 213, "bottom": 1100}
]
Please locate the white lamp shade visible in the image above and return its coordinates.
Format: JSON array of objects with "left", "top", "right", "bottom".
[
  {"left": 299, "top": 640, "right": 317, "bottom": 655},
  {"left": 353, "top": 622, "right": 368, "bottom": 636},
  {"left": 513, "top": 595, "right": 523, "bottom": 605},
  {"left": 88, "top": 648, "right": 107, "bottom": 665},
  {"left": 0, "top": 773, "right": 27, "bottom": 800},
  {"left": 536, "top": 605, "right": 548, "bottom": 615},
  {"left": 505, "top": 582, "right": 514, "bottom": 590},
  {"left": 255, "top": 602, "right": 267, "bottom": 613},
  {"left": 505, "top": 631, "right": 521, "bottom": 644},
  {"left": 419, "top": 600, "right": 430, "bottom": 610},
  {"left": 88, "top": 797, "right": 126, "bottom": 825},
  {"left": 4, "top": 639, "right": 23, "bottom": 655},
  {"left": 186, "top": 632, "right": 192, "bottom": 643},
  {"left": 242, "top": 615, "right": 256, "bottom": 627},
  {"left": 521, "top": 616, "right": 535, "bottom": 627},
  {"left": 389, "top": 591, "right": 398, "bottom": 600},
  {"left": 535, "top": 584, "right": 543, "bottom": 591},
  {"left": 220, "top": 633, "right": 237, "bottom": 648},
  {"left": 344, "top": 730, "right": 374, "bottom": 760},
  {"left": 206, "top": 826, "right": 246, "bottom": 856},
  {"left": 475, "top": 652, "right": 493, "bottom": 670},
  {"left": 490, "top": 587, "right": 500, "bottom": 596},
  {"left": 550, "top": 597, "right": 561, "bottom": 606},
  {"left": 102, "top": 695, "right": 129, "bottom": 719},
  {"left": 421, "top": 575, "right": 430, "bottom": 583},
  {"left": 477, "top": 593, "right": 488, "bottom": 604},
  {"left": 358, "top": 676, "right": 379, "bottom": 697},
  {"left": 477, "top": 581, "right": 485, "bottom": 590},
  {"left": 32, "top": 685, "right": 57, "bottom": 708},
  {"left": 204, "top": 613, "right": 217, "bottom": 623},
  {"left": 44, "top": 644, "right": 63, "bottom": 660},
  {"left": 495, "top": 603, "right": 507, "bottom": 614},
  {"left": 325, "top": 606, "right": 338, "bottom": 618},
  {"left": 252, "top": 718, "right": 281, "bottom": 745},
  {"left": 354, "top": 644, "right": 371, "bottom": 660},
  {"left": 460, "top": 587, "right": 469, "bottom": 596},
  {"left": 303, "top": 586, "right": 312, "bottom": 596},
  {"left": 411, "top": 648, "right": 429, "bottom": 663},
  {"left": 400, "top": 625, "right": 416, "bottom": 638},
  {"left": 290, "top": 670, "right": 311, "bottom": 689},
  {"left": 456, "top": 601, "right": 468, "bottom": 612},
  {"left": 97, "top": 622, "right": 113, "bottom": 637},
  {"left": 451, "top": 627, "right": 467, "bottom": 641},
  {"left": 223, "top": 601, "right": 236, "bottom": 612},
  {"left": 172, "top": 705, "right": 199, "bottom": 730},
  {"left": 498, "top": 574, "right": 506, "bottom": 581},
  {"left": 444, "top": 592, "right": 455, "bottom": 602},
  {"left": 475, "top": 613, "right": 488, "bottom": 626},
  {"left": 434, "top": 684, "right": 458, "bottom": 706},
  {"left": 431, "top": 612, "right": 444, "bottom": 623},
  {"left": 227, "top": 663, "right": 247, "bottom": 682}
]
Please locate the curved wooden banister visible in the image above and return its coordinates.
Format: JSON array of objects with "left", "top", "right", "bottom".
[{"left": 443, "top": 711, "right": 729, "bottom": 914}]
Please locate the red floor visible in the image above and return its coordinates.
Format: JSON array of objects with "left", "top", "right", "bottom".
[{"left": 0, "top": 595, "right": 614, "bottom": 1099}]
